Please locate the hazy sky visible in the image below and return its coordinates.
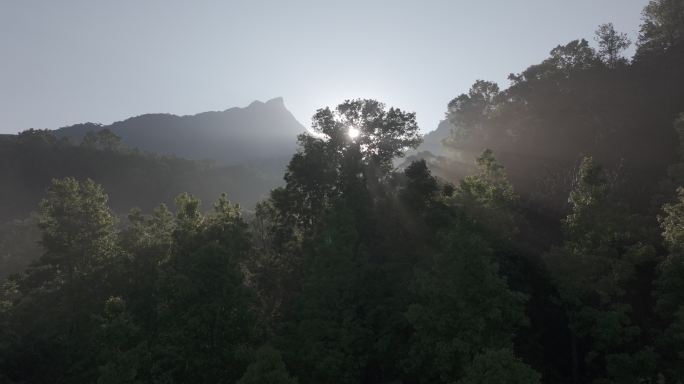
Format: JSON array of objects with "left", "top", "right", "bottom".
[{"left": 0, "top": 0, "right": 649, "bottom": 134}]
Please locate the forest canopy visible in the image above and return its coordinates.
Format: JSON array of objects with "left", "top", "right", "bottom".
[{"left": 2, "top": 1, "right": 684, "bottom": 383}]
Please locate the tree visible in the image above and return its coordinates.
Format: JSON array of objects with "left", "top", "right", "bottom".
[
  {"left": 446, "top": 80, "right": 500, "bottom": 146},
  {"left": 81, "top": 129, "right": 123, "bottom": 151},
  {"left": 544, "top": 157, "right": 658, "bottom": 383},
  {"left": 238, "top": 346, "right": 298, "bottom": 384},
  {"left": 95, "top": 297, "right": 149, "bottom": 384},
  {"left": 280, "top": 99, "right": 421, "bottom": 231},
  {"left": 313, "top": 99, "right": 422, "bottom": 172},
  {"left": 117, "top": 205, "right": 175, "bottom": 332},
  {"left": 97, "top": 129, "right": 123, "bottom": 151},
  {"left": 0, "top": 279, "right": 19, "bottom": 383},
  {"left": 152, "top": 193, "right": 258, "bottom": 383},
  {"left": 265, "top": 100, "right": 424, "bottom": 383},
  {"left": 547, "top": 39, "right": 600, "bottom": 75},
  {"left": 280, "top": 204, "right": 371, "bottom": 384},
  {"left": 453, "top": 149, "right": 519, "bottom": 239},
  {"left": 511, "top": 39, "right": 599, "bottom": 83},
  {"left": 247, "top": 199, "right": 301, "bottom": 333},
  {"left": 38, "top": 178, "right": 117, "bottom": 279},
  {"left": 400, "top": 160, "right": 440, "bottom": 211},
  {"left": 17, "top": 129, "right": 60, "bottom": 146},
  {"left": 404, "top": 157, "right": 533, "bottom": 383},
  {"left": 406, "top": 222, "right": 532, "bottom": 383},
  {"left": 595, "top": 23, "right": 631, "bottom": 68},
  {"left": 656, "top": 114, "right": 684, "bottom": 206},
  {"left": 2, "top": 178, "right": 120, "bottom": 382},
  {"left": 637, "top": 0, "right": 684, "bottom": 56},
  {"left": 458, "top": 349, "right": 541, "bottom": 384},
  {"left": 82, "top": 131, "right": 99, "bottom": 148},
  {"left": 655, "top": 186, "right": 684, "bottom": 380}
]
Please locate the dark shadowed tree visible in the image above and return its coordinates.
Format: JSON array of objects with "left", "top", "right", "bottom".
[
  {"left": 238, "top": 346, "right": 298, "bottom": 384},
  {"left": 1, "top": 178, "right": 120, "bottom": 382},
  {"left": 458, "top": 349, "right": 541, "bottom": 384},
  {"left": 280, "top": 99, "right": 421, "bottom": 232},
  {"left": 406, "top": 221, "right": 534, "bottom": 383},
  {"left": 452, "top": 149, "right": 519, "bottom": 240},
  {"left": 655, "top": 186, "right": 684, "bottom": 380},
  {"left": 544, "top": 157, "right": 658, "bottom": 383},
  {"left": 95, "top": 296, "right": 149, "bottom": 384},
  {"left": 446, "top": 80, "right": 500, "bottom": 146},
  {"left": 637, "top": 0, "right": 684, "bottom": 56},
  {"left": 152, "top": 193, "right": 258, "bottom": 383}
]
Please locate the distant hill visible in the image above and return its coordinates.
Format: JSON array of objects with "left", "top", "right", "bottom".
[
  {"left": 399, "top": 119, "right": 476, "bottom": 184},
  {"left": 412, "top": 119, "right": 453, "bottom": 157},
  {"left": 54, "top": 97, "right": 305, "bottom": 165},
  {"left": 0, "top": 130, "right": 288, "bottom": 222},
  {"left": 0, "top": 98, "right": 308, "bottom": 222}
]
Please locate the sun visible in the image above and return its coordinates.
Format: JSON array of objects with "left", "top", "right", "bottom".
[{"left": 348, "top": 126, "right": 360, "bottom": 139}]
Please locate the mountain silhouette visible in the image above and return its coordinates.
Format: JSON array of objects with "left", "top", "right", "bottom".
[
  {"left": 54, "top": 97, "right": 305, "bottom": 165},
  {"left": 412, "top": 119, "right": 453, "bottom": 157}
]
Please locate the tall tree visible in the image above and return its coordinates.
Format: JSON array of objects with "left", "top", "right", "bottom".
[
  {"left": 406, "top": 220, "right": 534, "bottom": 384},
  {"left": 446, "top": 80, "right": 501, "bottom": 146},
  {"left": 38, "top": 177, "right": 117, "bottom": 279},
  {"left": 117, "top": 205, "right": 175, "bottom": 333},
  {"left": 595, "top": 23, "right": 631, "bottom": 68},
  {"left": 2, "top": 178, "right": 119, "bottom": 382},
  {"left": 152, "top": 193, "right": 258, "bottom": 384},
  {"left": 95, "top": 296, "right": 149, "bottom": 384},
  {"left": 266, "top": 100, "right": 424, "bottom": 383},
  {"left": 280, "top": 99, "right": 421, "bottom": 232},
  {"left": 544, "top": 157, "right": 657, "bottom": 383},
  {"left": 453, "top": 149, "right": 519, "bottom": 240}
]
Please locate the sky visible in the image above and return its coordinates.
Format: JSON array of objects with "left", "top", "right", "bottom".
[{"left": 0, "top": 0, "right": 650, "bottom": 134}]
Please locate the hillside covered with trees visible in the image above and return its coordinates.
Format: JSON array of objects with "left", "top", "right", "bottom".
[
  {"left": 0, "top": 129, "right": 286, "bottom": 277},
  {"left": 0, "top": 129, "right": 287, "bottom": 222},
  {"left": 2, "top": 1, "right": 684, "bottom": 383},
  {"left": 53, "top": 97, "right": 304, "bottom": 166}
]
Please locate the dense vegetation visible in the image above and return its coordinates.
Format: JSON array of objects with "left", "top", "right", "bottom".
[
  {"left": 0, "top": 129, "right": 287, "bottom": 221},
  {"left": 0, "top": 130, "right": 286, "bottom": 278},
  {"left": 2, "top": 1, "right": 684, "bottom": 383}
]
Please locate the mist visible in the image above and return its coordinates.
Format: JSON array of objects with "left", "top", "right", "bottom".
[{"left": 2, "top": 1, "right": 684, "bottom": 383}]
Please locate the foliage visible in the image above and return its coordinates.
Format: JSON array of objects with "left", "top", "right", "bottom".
[
  {"left": 1, "top": 2, "right": 684, "bottom": 383},
  {"left": 638, "top": 0, "right": 684, "bottom": 56},
  {"left": 238, "top": 346, "right": 298, "bottom": 384},
  {"left": 655, "top": 186, "right": 684, "bottom": 380},
  {"left": 406, "top": 223, "right": 530, "bottom": 383},
  {"left": 81, "top": 129, "right": 123, "bottom": 151},
  {"left": 544, "top": 157, "right": 658, "bottom": 383},
  {"left": 0, "top": 130, "right": 285, "bottom": 222},
  {"left": 595, "top": 23, "right": 631, "bottom": 68},
  {"left": 458, "top": 349, "right": 541, "bottom": 384}
]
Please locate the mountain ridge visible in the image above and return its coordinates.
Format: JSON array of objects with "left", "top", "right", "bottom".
[{"left": 53, "top": 97, "right": 304, "bottom": 165}]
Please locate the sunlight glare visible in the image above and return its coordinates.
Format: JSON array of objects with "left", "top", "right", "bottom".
[{"left": 348, "top": 126, "right": 360, "bottom": 139}]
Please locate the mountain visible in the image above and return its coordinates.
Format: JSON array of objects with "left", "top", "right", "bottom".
[
  {"left": 54, "top": 97, "right": 305, "bottom": 165},
  {"left": 1, "top": 98, "right": 308, "bottom": 222},
  {"left": 398, "top": 119, "right": 476, "bottom": 183},
  {"left": 413, "top": 119, "right": 453, "bottom": 157}
]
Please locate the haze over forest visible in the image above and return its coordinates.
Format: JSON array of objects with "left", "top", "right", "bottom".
[{"left": 3, "top": 1, "right": 684, "bottom": 384}]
